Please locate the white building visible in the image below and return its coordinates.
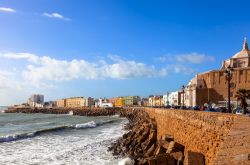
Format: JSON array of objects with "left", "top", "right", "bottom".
[
  {"left": 95, "top": 98, "right": 113, "bottom": 107},
  {"left": 28, "top": 94, "right": 44, "bottom": 108},
  {"left": 163, "top": 93, "right": 170, "bottom": 106},
  {"left": 183, "top": 74, "right": 207, "bottom": 107},
  {"left": 168, "top": 91, "right": 179, "bottom": 106}
]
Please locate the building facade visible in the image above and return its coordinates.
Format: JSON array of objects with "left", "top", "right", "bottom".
[
  {"left": 114, "top": 97, "right": 124, "bottom": 107},
  {"left": 123, "top": 96, "right": 140, "bottom": 107},
  {"left": 56, "top": 99, "right": 66, "bottom": 107},
  {"left": 86, "top": 97, "right": 94, "bottom": 107},
  {"left": 184, "top": 38, "right": 250, "bottom": 107},
  {"left": 148, "top": 95, "right": 164, "bottom": 107},
  {"left": 141, "top": 98, "right": 149, "bottom": 107},
  {"left": 95, "top": 98, "right": 113, "bottom": 107},
  {"left": 168, "top": 92, "right": 180, "bottom": 106},
  {"left": 108, "top": 98, "right": 116, "bottom": 106},
  {"left": 28, "top": 94, "right": 44, "bottom": 107},
  {"left": 65, "top": 97, "right": 85, "bottom": 107},
  {"left": 163, "top": 93, "right": 170, "bottom": 106}
]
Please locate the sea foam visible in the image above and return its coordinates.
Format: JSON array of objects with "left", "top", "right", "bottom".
[
  {"left": 75, "top": 121, "right": 97, "bottom": 128},
  {"left": 0, "top": 120, "right": 118, "bottom": 143},
  {"left": 118, "top": 157, "right": 134, "bottom": 165}
]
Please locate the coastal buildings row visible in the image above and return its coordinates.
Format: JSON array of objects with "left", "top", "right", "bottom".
[
  {"left": 26, "top": 95, "right": 143, "bottom": 108},
  {"left": 53, "top": 96, "right": 142, "bottom": 108},
  {"left": 55, "top": 97, "right": 94, "bottom": 108}
]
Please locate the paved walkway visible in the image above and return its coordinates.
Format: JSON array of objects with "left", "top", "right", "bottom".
[{"left": 213, "top": 115, "right": 250, "bottom": 165}]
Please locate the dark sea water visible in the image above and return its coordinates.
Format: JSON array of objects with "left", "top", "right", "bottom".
[{"left": 0, "top": 108, "right": 127, "bottom": 165}]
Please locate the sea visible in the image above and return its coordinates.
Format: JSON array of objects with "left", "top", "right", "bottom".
[{"left": 0, "top": 106, "right": 128, "bottom": 165}]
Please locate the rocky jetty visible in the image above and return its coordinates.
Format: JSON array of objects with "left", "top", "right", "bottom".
[
  {"left": 109, "top": 108, "right": 185, "bottom": 165},
  {"left": 5, "top": 107, "right": 121, "bottom": 116}
]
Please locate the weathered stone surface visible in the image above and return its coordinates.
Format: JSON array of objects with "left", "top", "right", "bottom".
[
  {"left": 186, "top": 151, "right": 205, "bottom": 165},
  {"left": 166, "top": 155, "right": 176, "bottom": 165},
  {"left": 146, "top": 144, "right": 156, "bottom": 157},
  {"left": 170, "top": 151, "right": 184, "bottom": 162},
  {"left": 147, "top": 158, "right": 156, "bottom": 165},
  {"left": 155, "top": 155, "right": 168, "bottom": 165},
  {"left": 166, "top": 141, "right": 184, "bottom": 154},
  {"left": 154, "top": 145, "right": 165, "bottom": 156},
  {"left": 161, "top": 134, "right": 174, "bottom": 142}
]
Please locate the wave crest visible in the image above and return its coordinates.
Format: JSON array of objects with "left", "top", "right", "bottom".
[
  {"left": 0, "top": 119, "right": 117, "bottom": 143},
  {"left": 75, "top": 121, "right": 96, "bottom": 129}
]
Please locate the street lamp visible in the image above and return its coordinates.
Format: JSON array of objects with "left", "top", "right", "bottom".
[
  {"left": 224, "top": 65, "right": 234, "bottom": 113},
  {"left": 182, "top": 85, "right": 185, "bottom": 107}
]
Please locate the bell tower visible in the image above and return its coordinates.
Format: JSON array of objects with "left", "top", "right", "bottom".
[{"left": 243, "top": 37, "right": 249, "bottom": 50}]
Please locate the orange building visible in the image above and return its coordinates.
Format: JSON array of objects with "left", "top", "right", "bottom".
[
  {"left": 115, "top": 97, "right": 124, "bottom": 107},
  {"left": 56, "top": 99, "right": 66, "bottom": 107}
]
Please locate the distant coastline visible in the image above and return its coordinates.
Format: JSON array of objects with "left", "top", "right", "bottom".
[
  {"left": 4, "top": 106, "right": 121, "bottom": 116},
  {"left": 0, "top": 106, "right": 7, "bottom": 112}
]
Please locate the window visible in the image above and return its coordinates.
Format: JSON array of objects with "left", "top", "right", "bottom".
[{"left": 240, "top": 70, "right": 243, "bottom": 75}]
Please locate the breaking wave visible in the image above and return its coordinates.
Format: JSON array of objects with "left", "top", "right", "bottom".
[{"left": 0, "top": 120, "right": 117, "bottom": 143}]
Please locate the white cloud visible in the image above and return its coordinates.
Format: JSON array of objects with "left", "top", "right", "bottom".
[
  {"left": 0, "top": 7, "right": 16, "bottom": 13},
  {"left": 175, "top": 53, "right": 214, "bottom": 64},
  {"left": 0, "top": 70, "right": 15, "bottom": 76},
  {"left": 42, "top": 12, "right": 70, "bottom": 21},
  {"left": 0, "top": 70, "right": 21, "bottom": 90},
  {"left": 103, "top": 61, "right": 158, "bottom": 79},
  {"left": 2, "top": 53, "right": 168, "bottom": 86},
  {"left": 156, "top": 52, "right": 214, "bottom": 64},
  {"left": 173, "top": 65, "right": 195, "bottom": 75},
  {"left": 2, "top": 52, "right": 39, "bottom": 63}
]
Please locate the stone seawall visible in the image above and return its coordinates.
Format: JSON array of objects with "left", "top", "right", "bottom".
[{"left": 143, "top": 107, "right": 250, "bottom": 165}]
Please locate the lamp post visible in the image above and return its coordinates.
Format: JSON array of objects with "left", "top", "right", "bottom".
[
  {"left": 224, "top": 66, "right": 234, "bottom": 113},
  {"left": 182, "top": 85, "right": 185, "bottom": 107}
]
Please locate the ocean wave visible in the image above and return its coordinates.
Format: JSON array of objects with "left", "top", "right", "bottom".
[
  {"left": 0, "top": 119, "right": 118, "bottom": 143},
  {"left": 75, "top": 121, "right": 96, "bottom": 128},
  {"left": 0, "top": 132, "right": 35, "bottom": 143}
]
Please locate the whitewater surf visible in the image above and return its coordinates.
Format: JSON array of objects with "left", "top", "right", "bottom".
[{"left": 0, "top": 112, "right": 127, "bottom": 165}]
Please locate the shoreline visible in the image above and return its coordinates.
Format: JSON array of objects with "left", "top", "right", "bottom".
[{"left": 5, "top": 106, "right": 121, "bottom": 116}]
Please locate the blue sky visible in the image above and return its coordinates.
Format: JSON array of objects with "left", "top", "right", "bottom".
[{"left": 0, "top": 0, "right": 250, "bottom": 105}]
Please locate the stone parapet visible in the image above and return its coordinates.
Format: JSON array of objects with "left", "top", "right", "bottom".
[{"left": 143, "top": 108, "right": 250, "bottom": 165}]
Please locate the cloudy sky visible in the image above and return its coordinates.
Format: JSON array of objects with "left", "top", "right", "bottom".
[{"left": 0, "top": 0, "right": 250, "bottom": 105}]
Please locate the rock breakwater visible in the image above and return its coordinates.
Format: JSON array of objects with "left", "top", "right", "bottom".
[
  {"left": 109, "top": 108, "right": 189, "bottom": 165},
  {"left": 5, "top": 107, "right": 121, "bottom": 116}
]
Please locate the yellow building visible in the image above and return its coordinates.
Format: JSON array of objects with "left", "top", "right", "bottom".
[
  {"left": 148, "top": 95, "right": 163, "bottom": 107},
  {"left": 115, "top": 97, "right": 124, "bottom": 107},
  {"left": 56, "top": 99, "right": 66, "bottom": 107},
  {"left": 65, "top": 97, "right": 85, "bottom": 107}
]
